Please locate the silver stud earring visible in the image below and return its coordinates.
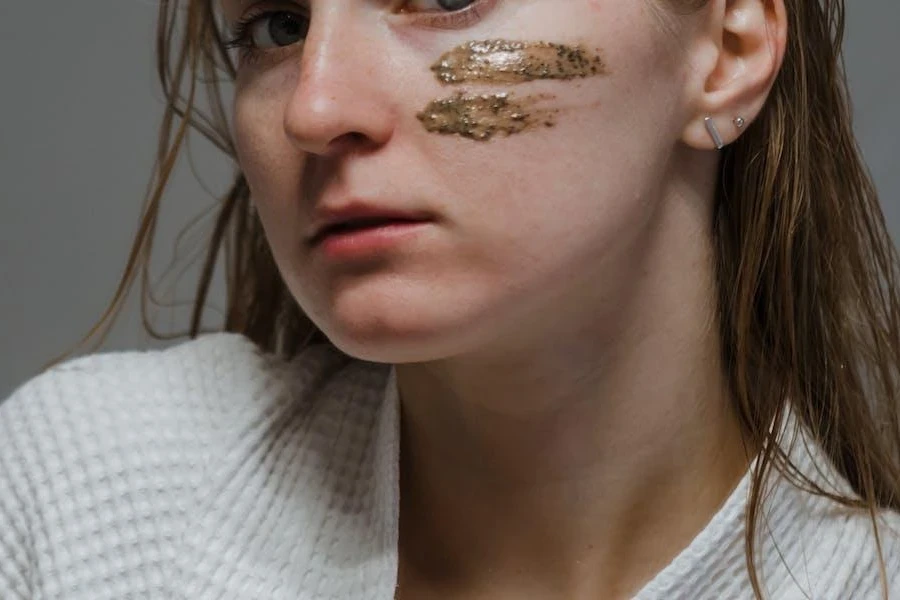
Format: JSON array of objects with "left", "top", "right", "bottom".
[
  {"left": 704, "top": 117, "right": 725, "bottom": 150},
  {"left": 733, "top": 116, "right": 746, "bottom": 129}
]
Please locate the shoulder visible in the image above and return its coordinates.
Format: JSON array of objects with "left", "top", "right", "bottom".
[
  {"left": 0, "top": 333, "right": 389, "bottom": 598},
  {"left": 1, "top": 332, "right": 356, "bottom": 439},
  {"left": 0, "top": 330, "right": 392, "bottom": 498},
  {"left": 760, "top": 438, "right": 900, "bottom": 599},
  {"left": 790, "top": 502, "right": 900, "bottom": 598},
  {"left": 0, "top": 333, "right": 388, "bottom": 483}
]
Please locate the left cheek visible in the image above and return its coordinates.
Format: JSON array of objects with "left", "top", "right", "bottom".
[{"left": 443, "top": 91, "right": 603, "bottom": 192}]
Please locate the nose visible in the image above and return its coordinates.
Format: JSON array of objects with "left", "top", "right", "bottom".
[{"left": 283, "top": 4, "right": 397, "bottom": 157}]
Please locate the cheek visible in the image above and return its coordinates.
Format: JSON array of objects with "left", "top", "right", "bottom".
[
  {"left": 422, "top": 80, "right": 684, "bottom": 261},
  {"left": 410, "top": 5, "right": 689, "bottom": 234},
  {"left": 232, "top": 61, "right": 307, "bottom": 185},
  {"left": 233, "top": 90, "right": 286, "bottom": 195},
  {"left": 230, "top": 111, "right": 308, "bottom": 300},
  {"left": 232, "top": 84, "right": 306, "bottom": 241}
]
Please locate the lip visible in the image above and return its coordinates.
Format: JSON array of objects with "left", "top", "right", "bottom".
[
  {"left": 314, "top": 221, "right": 434, "bottom": 261},
  {"left": 307, "top": 201, "right": 436, "bottom": 247}
]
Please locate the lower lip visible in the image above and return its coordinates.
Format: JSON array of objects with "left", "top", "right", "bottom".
[{"left": 314, "top": 221, "right": 432, "bottom": 260}]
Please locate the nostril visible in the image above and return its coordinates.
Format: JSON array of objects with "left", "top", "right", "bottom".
[{"left": 323, "top": 131, "right": 376, "bottom": 156}]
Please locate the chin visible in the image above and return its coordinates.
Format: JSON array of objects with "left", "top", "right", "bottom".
[{"left": 321, "top": 321, "right": 476, "bottom": 365}]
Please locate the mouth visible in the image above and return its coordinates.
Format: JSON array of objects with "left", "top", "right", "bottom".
[{"left": 311, "top": 216, "right": 433, "bottom": 246}]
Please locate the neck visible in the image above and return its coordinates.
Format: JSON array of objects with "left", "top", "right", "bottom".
[{"left": 395, "top": 169, "right": 751, "bottom": 599}]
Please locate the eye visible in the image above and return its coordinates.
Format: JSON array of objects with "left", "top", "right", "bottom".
[
  {"left": 394, "top": 0, "right": 494, "bottom": 29},
  {"left": 225, "top": 9, "right": 310, "bottom": 55},
  {"left": 406, "top": 0, "right": 478, "bottom": 10},
  {"left": 246, "top": 11, "right": 309, "bottom": 49}
]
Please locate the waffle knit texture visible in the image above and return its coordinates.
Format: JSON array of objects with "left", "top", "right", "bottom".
[{"left": 1, "top": 333, "right": 899, "bottom": 599}]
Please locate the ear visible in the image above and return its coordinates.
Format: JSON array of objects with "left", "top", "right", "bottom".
[{"left": 681, "top": 0, "right": 788, "bottom": 150}]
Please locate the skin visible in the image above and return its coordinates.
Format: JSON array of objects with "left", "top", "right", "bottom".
[{"left": 222, "top": 0, "right": 788, "bottom": 597}]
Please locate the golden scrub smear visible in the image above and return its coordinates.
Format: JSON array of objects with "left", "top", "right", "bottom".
[
  {"left": 416, "top": 91, "right": 558, "bottom": 141},
  {"left": 431, "top": 40, "right": 608, "bottom": 85}
]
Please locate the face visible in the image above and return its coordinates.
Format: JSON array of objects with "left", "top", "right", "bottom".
[{"left": 223, "top": 0, "right": 703, "bottom": 363}]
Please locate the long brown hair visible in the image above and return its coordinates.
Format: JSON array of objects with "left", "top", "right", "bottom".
[{"left": 56, "top": 0, "right": 900, "bottom": 596}]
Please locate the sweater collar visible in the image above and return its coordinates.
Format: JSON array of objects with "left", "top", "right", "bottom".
[{"left": 384, "top": 369, "right": 856, "bottom": 599}]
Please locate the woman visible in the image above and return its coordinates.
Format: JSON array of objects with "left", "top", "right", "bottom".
[{"left": 1, "top": 0, "right": 898, "bottom": 598}]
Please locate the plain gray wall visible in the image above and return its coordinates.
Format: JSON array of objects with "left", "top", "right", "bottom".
[{"left": 1, "top": 1, "right": 898, "bottom": 397}]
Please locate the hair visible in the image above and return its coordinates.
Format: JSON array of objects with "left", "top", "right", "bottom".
[{"left": 54, "top": 0, "right": 900, "bottom": 597}]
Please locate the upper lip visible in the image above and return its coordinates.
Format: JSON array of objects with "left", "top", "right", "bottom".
[{"left": 307, "top": 201, "right": 436, "bottom": 246}]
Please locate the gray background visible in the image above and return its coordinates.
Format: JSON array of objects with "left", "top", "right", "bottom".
[{"left": 1, "top": 1, "right": 898, "bottom": 397}]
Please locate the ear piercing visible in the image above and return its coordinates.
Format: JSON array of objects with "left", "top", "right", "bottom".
[{"left": 704, "top": 115, "right": 746, "bottom": 150}]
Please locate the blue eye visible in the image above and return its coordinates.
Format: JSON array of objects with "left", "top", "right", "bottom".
[
  {"left": 402, "top": 0, "right": 478, "bottom": 13},
  {"left": 435, "top": 0, "right": 478, "bottom": 9},
  {"left": 396, "top": 0, "right": 494, "bottom": 29},
  {"left": 248, "top": 11, "right": 308, "bottom": 48},
  {"left": 225, "top": 10, "right": 309, "bottom": 56}
]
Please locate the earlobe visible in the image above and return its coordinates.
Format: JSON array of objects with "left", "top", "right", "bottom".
[
  {"left": 681, "top": 0, "right": 787, "bottom": 150},
  {"left": 704, "top": 115, "right": 746, "bottom": 150}
]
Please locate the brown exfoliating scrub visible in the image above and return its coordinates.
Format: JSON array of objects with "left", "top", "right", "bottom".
[
  {"left": 418, "top": 40, "right": 608, "bottom": 141},
  {"left": 416, "top": 91, "right": 558, "bottom": 141},
  {"left": 431, "top": 40, "right": 608, "bottom": 85}
]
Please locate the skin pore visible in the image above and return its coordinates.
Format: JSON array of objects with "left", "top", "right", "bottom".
[{"left": 223, "top": 0, "right": 787, "bottom": 597}]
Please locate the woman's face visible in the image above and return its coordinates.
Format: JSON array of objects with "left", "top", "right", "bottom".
[{"left": 225, "top": 0, "right": 707, "bottom": 362}]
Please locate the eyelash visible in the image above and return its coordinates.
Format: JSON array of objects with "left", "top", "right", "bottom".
[
  {"left": 396, "top": 0, "right": 498, "bottom": 30},
  {"left": 224, "top": 6, "right": 294, "bottom": 65},
  {"left": 223, "top": 0, "right": 497, "bottom": 65}
]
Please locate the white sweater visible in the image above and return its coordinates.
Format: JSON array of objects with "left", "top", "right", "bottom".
[{"left": 1, "top": 333, "right": 898, "bottom": 599}]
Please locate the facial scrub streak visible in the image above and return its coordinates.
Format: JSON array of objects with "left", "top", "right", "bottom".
[{"left": 418, "top": 39, "right": 608, "bottom": 141}]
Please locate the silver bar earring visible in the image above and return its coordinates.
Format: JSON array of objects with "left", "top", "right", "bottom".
[{"left": 704, "top": 117, "right": 725, "bottom": 150}]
